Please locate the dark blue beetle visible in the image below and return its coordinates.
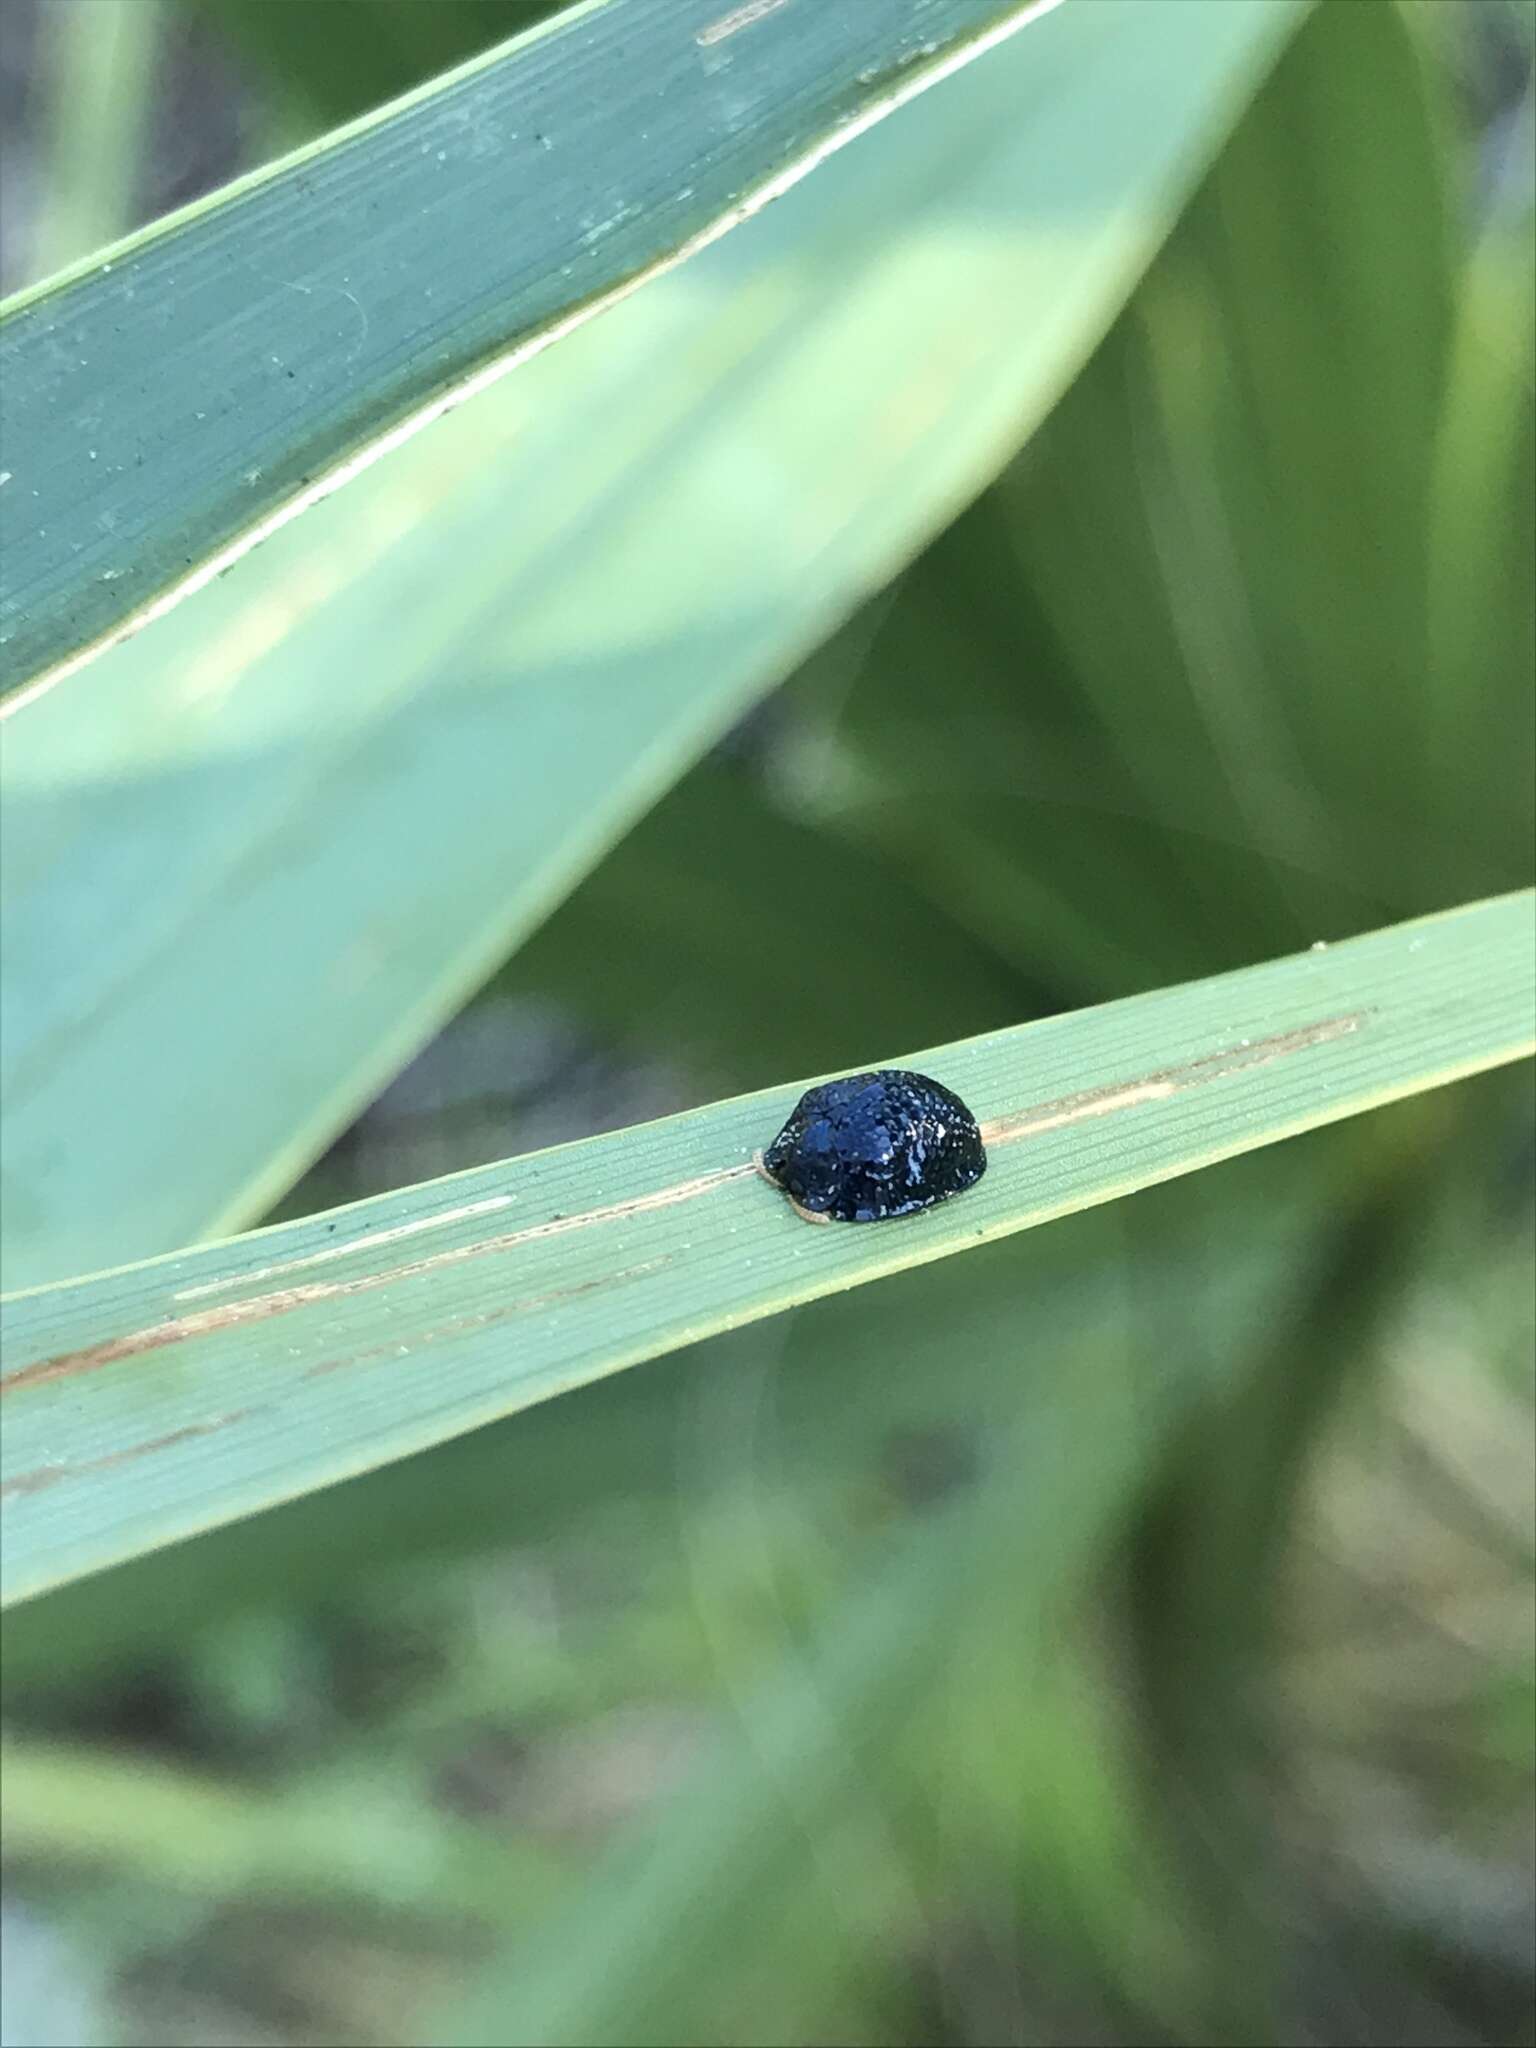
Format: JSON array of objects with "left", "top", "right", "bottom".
[{"left": 760, "top": 1069, "right": 987, "bottom": 1224}]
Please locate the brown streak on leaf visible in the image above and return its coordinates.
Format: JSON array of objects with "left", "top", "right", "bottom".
[
  {"left": 1, "top": 1017, "right": 1364, "bottom": 1404},
  {"left": 300, "top": 1257, "right": 672, "bottom": 1380},
  {"left": 979, "top": 1011, "right": 1370, "bottom": 1147},
  {"left": 2, "top": 1173, "right": 750, "bottom": 1397},
  {"left": 1, "top": 1409, "right": 254, "bottom": 1499},
  {"left": 697, "top": 0, "right": 791, "bottom": 47}
]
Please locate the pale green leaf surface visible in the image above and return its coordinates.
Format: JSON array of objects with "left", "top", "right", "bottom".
[
  {"left": 0, "top": 1158, "right": 1322, "bottom": 1694},
  {"left": 0, "top": 0, "right": 1305, "bottom": 1289},
  {"left": 3, "top": 893, "right": 1530, "bottom": 1608},
  {"left": 0, "top": 0, "right": 1071, "bottom": 699}
]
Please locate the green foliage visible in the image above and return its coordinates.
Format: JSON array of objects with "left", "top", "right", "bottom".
[
  {"left": 6, "top": 888, "right": 1526, "bottom": 1609},
  {"left": 0, "top": 0, "right": 1081, "bottom": 700},
  {"left": 788, "top": 0, "right": 1504, "bottom": 999},
  {"left": 199, "top": 0, "right": 570, "bottom": 130},
  {"left": 0, "top": 1, "right": 1531, "bottom": 2044},
  {"left": 0, "top": 0, "right": 1301, "bottom": 1291}
]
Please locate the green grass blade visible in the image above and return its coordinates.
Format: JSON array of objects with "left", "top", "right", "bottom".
[
  {"left": 193, "top": 0, "right": 567, "bottom": 134},
  {"left": 820, "top": 0, "right": 1475, "bottom": 1007},
  {"left": 441, "top": 1227, "right": 1300, "bottom": 2047},
  {"left": 29, "top": 0, "right": 165, "bottom": 280},
  {"left": 0, "top": 1729, "right": 551, "bottom": 1920},
  {"left": 0, "top": 0, "right": 1306, "bottom": 1289},
  {"left": 0, "top": 0, "right": 1067, "bottom": 703},
  {"left": 502, "top": 761, "right": 1028, "bottom": 1087},
  {"left": 3, "top": 892, "right": 1530, "bottom": 1609}
]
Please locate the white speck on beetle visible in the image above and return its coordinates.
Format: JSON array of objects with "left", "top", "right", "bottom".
[{"left": 1310, "top": 940, "right": 1328, "bottom": 951}]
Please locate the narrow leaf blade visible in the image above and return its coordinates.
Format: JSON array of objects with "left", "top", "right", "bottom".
[{"left": 3, "top": 891, "right": 1530, "bottom": 1608}]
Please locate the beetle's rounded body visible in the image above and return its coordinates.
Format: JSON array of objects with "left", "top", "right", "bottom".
[{"left": 762, "top": 1069, "right": 986, "bottom": 1224}]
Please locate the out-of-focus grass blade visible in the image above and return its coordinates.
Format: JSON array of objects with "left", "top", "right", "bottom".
[
  {"left": 1, "top": 0, "right": 1307, "bottom": 1289},
  {"left": 1425, "top": 227, "right": 1535, "bottom": 879},
  {"left": 29, "top": 0, "right": 165, "bottom": 280},
  {"left": 2, "top": 892, "right": 1530, "bottom": 1609},
  {"left": 195, "top": 0, "right": 569, "bottom": 131},
  {"left": 504, "top": 761, "right": 1030, "bottom": 1087},
  {"left": 0, "top": 1196, "right": 1295, "bottom": 2036},
  {"left": 0, "top": 1194, "right": 1197, "bottom": 1687},
  {"left": 0, "top": 1729, "right": 553, "bottom": 1919},
  {"left": 0, "top": 0, "right": 1067, "bottom": 702},
  {"left": 441, "top": 1216, "right": 1308, "bottom": 2047},
  {"left": 0, "top": 1153, "right": 1322, "bottom": 1698},
  {"left": 817, "top": 0, "right": 1489, "bottom": 1000}
]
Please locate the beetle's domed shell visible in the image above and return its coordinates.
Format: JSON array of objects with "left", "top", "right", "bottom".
[{"left": 762, "top": 1069, "right": 986, "bottom": 1224}]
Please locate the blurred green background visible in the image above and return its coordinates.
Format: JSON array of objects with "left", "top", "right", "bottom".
[{"left": 1, "top": 2, "right": 1532, "bottom": 2045}]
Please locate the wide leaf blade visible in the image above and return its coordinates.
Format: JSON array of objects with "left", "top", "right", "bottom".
[
  {"left": 0, "top": 0, "right": 1067, "bottom": 702},
  {"left": 1, "top": 0, "right": 1307, "bottom": 1289}
]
